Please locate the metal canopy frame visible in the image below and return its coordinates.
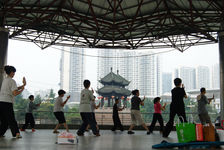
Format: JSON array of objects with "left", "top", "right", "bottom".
[{"left": 0, "top": 0, "right": 223, "bottom": 51}]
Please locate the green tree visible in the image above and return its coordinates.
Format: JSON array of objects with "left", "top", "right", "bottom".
[
  {"left": 14, "top": 94, "right": 28, "bottom": 122},
  {"left": 48, "top": 89, "right": 56, "bottom": 104},
  {"left": 35, "top": 94, "right": 42, "bottom": 104},
  {"left": 65, "top": 105, "right": 81, "bottom": 124},
  {"left": 32, "top": 90, "right": 56, "bottom": 124},
  {"left": 34, "top": 102, "right": 55, "bottom": 123}
]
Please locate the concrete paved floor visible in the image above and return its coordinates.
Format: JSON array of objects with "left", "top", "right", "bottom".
[{"left": 0, "top": 129, "right": 179, "bottom": 150}]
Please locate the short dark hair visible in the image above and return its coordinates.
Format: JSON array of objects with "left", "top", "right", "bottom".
[
  {"left": 153, "top": 97, "right": 161, "bottom": 104},
  {"left": 200, "top": 87, "right": 206, "bottom": 93},
  {"left": 83, "top": 80, "right": 90, "bottom": 88},
  {"left": 132, "top": 89, "right": 139, "bottom": 95},
  {"left": 28, "top": 95, "right": 34, "bottom": 100},
  {"left": 58, "top": 89, "right": 66, "bottom": 95},
  {"left": 115, "top": 98, "right": 119, "bottom": 101},
  {"left": 4, "top": 65, "right": 16, "bottom": 75},
  {"left": 174, "top": 78, "right": 182, "bottom": 86}
]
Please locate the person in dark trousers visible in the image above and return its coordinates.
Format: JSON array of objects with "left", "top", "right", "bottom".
[
  {"left": 77, "top": 80, "right": 100, "bottom": 136},
  {"left": 0, "top": 65, "right": 26, "bottom": 138},
  {"left": 149, "top": 97, "right": 166, "bottom": 134},
  {"left": 197, "top": 87, "right": 214, "bottom": 127},
  {"left": 85, "top": 96, "right": 100, "bottom": 131},
  {"left": 111, "top": 98, "right": 124, "bottom": 131},
  {"left": 20, "top": 95, "right": 41, "bottom": 132},
  {"left": 163, "top": 78, "right": 187, "bottom": 138}
]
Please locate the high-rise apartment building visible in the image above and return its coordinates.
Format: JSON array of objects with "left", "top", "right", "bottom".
[
  {"left": 212, "top": 63, "right": 220, "bottom": 89},
  {"left": 196, "top": 66, "right": 210, "bottom": 89},
  {"left": 69, "top": 47, "right": 85, "bottom": 93},
  {"left": 138, "top": 53, "right": 161, "bottom": 96},
  {"left": 97, "top": 49, "right": 161, "bottom": 96},
  {"left": 97, "top": 49, "right": 117, "bottom": 86},
  {"left": 162, "top": 72, "right": 172, "bottom": 94},
  {"left": 176, "top": 67, "right": 196, "bottom": 91},
  {"left": 59, "top": 47, "right": 70, "bottom": 92},
  {"left": 60, "top": 47, "right": 86, "bottom": 102}
]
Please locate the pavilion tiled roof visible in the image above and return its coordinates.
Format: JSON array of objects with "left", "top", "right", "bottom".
[
  {"left": 99, "top": 70, "right": 130, "bottom": 86},
  {"left": 97, "top": 85, "right": 131, "bottom": 96}
]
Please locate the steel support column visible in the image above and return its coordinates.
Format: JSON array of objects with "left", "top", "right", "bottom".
[
  {"left": 0, "top": 27, "right": 8, "bottom": 89},
  {"left": 219, "top": 28, "right": 224, "bottom": 121}
]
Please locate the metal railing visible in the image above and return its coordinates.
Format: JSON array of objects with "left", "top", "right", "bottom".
[{"left": 14, "top": 109, "right": 220, "bottom": 126}]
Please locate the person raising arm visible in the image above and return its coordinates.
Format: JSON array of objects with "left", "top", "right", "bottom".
[{"left": 0, "top": 65, "right": 26, "bottom": 138}]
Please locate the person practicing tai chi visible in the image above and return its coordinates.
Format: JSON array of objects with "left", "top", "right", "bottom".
[
  {"left": 20, "top": 95, "right": 41, "bottom": 132},
  {"left": 163, "top": 78, "right": 187, "bottom": 138},
  {"left": 127, "top": 89, "right": 150, "bottom": 135},
  {"left": 0, "top": 65, "right": 26, "bottom": 138},
  {"left": 53, "top": 89, "right": 70, "bottom": 133},
  {"left": 85, "top": 96, "right": 100, "bottom": 131},
  {"left": 149, "top": 97, "right": 166, "bottom": 134},
  {"left": 77, "top": 80, "right": 100, "bottom": 136},
  {"left": 197, "top": 87, "right": 214, "bottom": 127},
  {"left": 111, "top": 98, "right": 124, "bottom": 132}
]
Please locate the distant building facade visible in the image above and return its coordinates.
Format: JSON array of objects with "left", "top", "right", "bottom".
[
  {"left": 162, "top": 72, "right": 172, "bottom": 94},
  {"left": 60, "top": 47, "right": 86, "bottom": 102},
  {"left": 97, "top": 49, "right": 161, "bottom": 96},
  {"left": 175, "top": 67, "right": 196, "bottom": 91},
  {"left": 212, "top": 63, "right": 220, "bottom": 89},
  {"left": 138, "top": 53, "right": 161, "bottom": 96},
  {"left": 59, "top": 47, "right": 70, "bottom": 92},
  {"left": 196, "top": 66, "right": 210, "bottom": 89}
]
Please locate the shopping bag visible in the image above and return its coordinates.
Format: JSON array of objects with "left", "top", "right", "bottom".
[
  {"left": 176, "top": 116, "right": 196, "bottom": 143},
  {"left": 217, "top": 129, "right": 224, "bottom": 148},
  {"left": 196, "top": 124, "right": 203, "bottom": 141},
  {"left": 217, "top": 129, "right": 224, "bottom": 141},
  {"left": 221, "top": 120, "right": 224, "bottom": 129},
  {"left": 203, "top": 125, "right": 215, "bottom": 142},
  {"left": 57, "top": 132, "right": 78, "bottom": 144}
]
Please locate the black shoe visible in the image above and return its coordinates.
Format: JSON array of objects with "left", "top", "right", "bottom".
[
  {"left": 162, "top": 134, "right": 168, "bottom": 138},
  {"left": 120, "top": 129, "right": 124, "bottom": 132},
  {"left": 146, "top": 131, "right": 151, "bottom": 135},
  {"left": 111, "top": 129, "right": 115, "bottom": 131},
  {"left": 77, "top": 132, "right": 84, "bottom": 136},
  {"left": 127, "top": 131, "right": 135, "bottom": 134}
]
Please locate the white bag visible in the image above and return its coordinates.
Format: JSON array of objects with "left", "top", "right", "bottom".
[
  {"left": 217, "top": 129, "right": 224, "bottom": 148},
  {"left": 217, "top": 129, "right": 224, "bottom": 141},
  {"left": 57, "top": 132, "right": 78, "bottom": 144}
]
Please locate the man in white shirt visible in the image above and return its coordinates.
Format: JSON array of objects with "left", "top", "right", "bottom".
[{"left": 77, "top": 80, "right": 100, "bottom": 136}]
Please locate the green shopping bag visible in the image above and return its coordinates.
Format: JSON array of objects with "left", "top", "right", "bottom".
[{"left": 176, "top": 117, "right": 196, "bottom": 143}]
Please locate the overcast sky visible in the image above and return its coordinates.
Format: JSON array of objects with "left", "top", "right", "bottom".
[
  {"left": 7, "top": 40, "right": 219, "bottom": 94},
  {"left": 161, "top": 43, "right": 219, "bottom": 72}
]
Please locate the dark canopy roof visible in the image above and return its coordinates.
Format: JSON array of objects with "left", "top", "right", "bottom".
[
  {"left": 1, "top": 0, "right": 223, "bottom": 51},
  {"left": 99, "top": 69, "right": 130, "bottom": 86},
  {"left": 97, "top": 86, "right": 131, "bottom": 96}
]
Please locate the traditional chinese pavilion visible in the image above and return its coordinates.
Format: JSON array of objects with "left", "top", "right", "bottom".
[{"left": 97, "top": 68, "right": 131, "bottom": 107}]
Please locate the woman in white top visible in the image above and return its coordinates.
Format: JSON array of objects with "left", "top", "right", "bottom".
[{"left": 0, "top": 65, "right": 26, "bottom": 138}]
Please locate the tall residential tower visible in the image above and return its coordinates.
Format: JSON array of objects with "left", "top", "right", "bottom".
[{"left": 60, "top": 47, "right": 86, "bottom": 102}]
